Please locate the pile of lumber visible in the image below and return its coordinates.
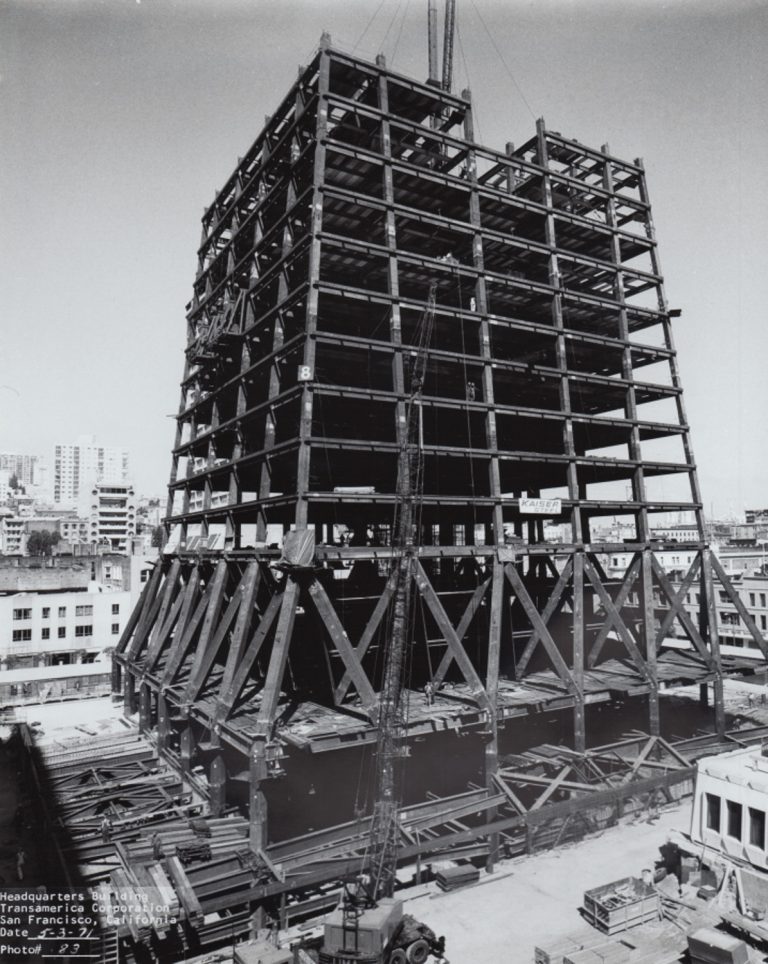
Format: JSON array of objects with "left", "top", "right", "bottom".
[
  {"left": 619, "top": 922, "right": 688, "bottom": 964},
  {"left": 564, "top": 943, "right": 629, "bottom": 964},
  {"left": 434, "top": 862, "right": 480, "bottom": 892},
  {"left": 535, "top": 934, "right": 621, "bottom": 964}
]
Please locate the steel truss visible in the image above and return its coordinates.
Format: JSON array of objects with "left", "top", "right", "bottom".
[
  {"left": 114, "top": 31, "right": 760, "bottom": 903},
  {"left": 28, "top": 722, "right": 768, "bottom": 960},
  {"left": 113, "top": 541, "right": 765, "bottom": 860}
]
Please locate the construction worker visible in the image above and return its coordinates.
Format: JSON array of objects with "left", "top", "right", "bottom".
[
  {"left": 424, "top": 681, "right": 435, "bottom": 706},
  {"left": 16, "top": 848, "right": 25, "bottom": 881},
  {"left": 466, "top": 381, "right": 476, "bottom": 401}
]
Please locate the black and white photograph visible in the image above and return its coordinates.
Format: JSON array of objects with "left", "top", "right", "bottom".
[{"left": 2, "top": 1, "right": 768, "bottom": 961}]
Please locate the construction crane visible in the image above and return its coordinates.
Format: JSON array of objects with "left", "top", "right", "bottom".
[
  {"left": 318, "top": 285, "right": 445, "bottom": 964},
  {"left": 427, "top": 0, "right": 456, "bottom": 92}
]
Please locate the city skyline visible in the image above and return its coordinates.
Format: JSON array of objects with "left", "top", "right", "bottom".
[{"left": 3, "top": 0, "right": 767, "bottom": 513}]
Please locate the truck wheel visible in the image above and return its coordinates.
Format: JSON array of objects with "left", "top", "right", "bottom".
[
  {"left": 407, "top": 939, "right": 430, "bottom": 964},
  {"left": 389, "top": 950, "right": 408, "bottom": 964}
]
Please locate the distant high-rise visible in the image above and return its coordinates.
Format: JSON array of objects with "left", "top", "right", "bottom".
[
  {"left": 53, "top": 434, "right": 130, "bottom": 507},
  {"left": 0, "top": 452, "right": 40, "bottom": 488}
]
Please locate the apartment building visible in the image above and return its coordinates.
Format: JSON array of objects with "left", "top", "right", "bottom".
[
  {"left": 0, "top": 552, "right": 155, "bottom": 670},
  {"left": 53, "top": 434, "right": 129, "bottom": 507},
  {"left": 0, "top": 453, "right": 39, "bottom": 487},
  {"left": 84, "top": 481, "right": 137, "bottom": 551},
  {"left": 1, "top": 588, "right": 130, "bottom": 668}
]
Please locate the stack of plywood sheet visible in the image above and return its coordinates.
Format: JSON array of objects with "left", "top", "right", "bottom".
[{"left": 434, "top": 863, "right": 480, "bottom": 891}]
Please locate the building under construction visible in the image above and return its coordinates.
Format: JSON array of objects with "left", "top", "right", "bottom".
[{"left": 74, "top": 22, "right": 768, "bottom": 960}]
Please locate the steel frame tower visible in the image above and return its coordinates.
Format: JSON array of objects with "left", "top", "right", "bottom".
[{"left": 114, "top": 35, "right": 766, "bottom": 857}]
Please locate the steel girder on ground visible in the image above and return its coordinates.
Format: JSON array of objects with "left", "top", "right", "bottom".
[
  {"left": 90, "top": 727, "right": 768, "bottom": 960},
  {"left": 24, "top": 719, "right": 768, "bottom": 960}
]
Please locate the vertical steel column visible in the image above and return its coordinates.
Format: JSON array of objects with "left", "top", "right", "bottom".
[
  {"left": 138, "top": 682, "right": 151, "bottom": 733},
  {"left": 701, "top": 548, "right": 725, "bottom": 735},
  {"left": 572, "top": 551, "right": 586, "bottom": 753},
  {"left": 535, "top": 120, "right": 583, "bottom": 544},
  {"left": 636, "top": 158, "right": 705, "bottom": 537},
  {"left": 462, "top": 90, "right": 504, "bottom": 545},
  {"left": 378, "top": 56, "right": 409, "bottom": 496},
  {"left": 256, "top": 82, "right": 307, "bottom": 540},
  {"left": 463, "top": 93, "right": 505, "bottom": 867},
  {"left": 249, "top": 578, "right": 300, "bottom": 849},
  {"left": 294, "top": 39, "right": 331, "bottom": 529},
  {"left": 485, "top": 556, "right": 504, "bottom": 870},
  {"left": 210, "top": 753, "right": 227, "bottom": 817},
  {"left": 641, "top": 549, "right": 660, "bottom": 736},
  {"left": 167, "top": 373, "right": 190, "bottom": 541},
  {"left": 602, "top": 145, "right": 649, "bottom": 542},
  {"left": 157, "top": 690, "right": 171, "bottom": 753},
  {"left": 124, "top": 668, "right": 137, "bottom": 715},
  {"left": 180, "top": 725, "right": 193, "bottom": 777}
]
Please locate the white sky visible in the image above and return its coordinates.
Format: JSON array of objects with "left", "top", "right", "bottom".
[{"left": 2, "top": 0, "right": 767, "bottom": 516}]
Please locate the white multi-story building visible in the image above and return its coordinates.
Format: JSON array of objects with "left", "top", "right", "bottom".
[
  {"left": 0, "top": 470, "right": 10, "bottom": 506},
  {"left": 53, "top": 434, "right": 130, "bottom": 508},
  {"left": 0, "top": 516, "right": 27, "bottom": 555},
  {"left": 0, "top": 552, "right": 156, "bottom": 670},
  {"left": 1, "top": 587, "right": 130, "bottom": 668},
  {"left": 0, "top": 453, "right": 40, "bottom": 488},
  {"left": 83, "top": 481, "right": 137, "bottom": 552}
]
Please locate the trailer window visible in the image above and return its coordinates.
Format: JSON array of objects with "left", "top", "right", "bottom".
[
  {"left": 750, "top": 808, "right": 765, "bottom": 848},
  {"left": 727, "top": 800, "right": 742, "bottom": 840},
  {"left": 705, "top": 793, "right": 721, "bottom": 831}
]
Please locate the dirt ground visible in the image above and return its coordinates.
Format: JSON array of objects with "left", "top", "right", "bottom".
[
  {"left": 398, "top": 677, "right": 768, "bottom": 964},
  {"left": 670, "top": 677, "right": 768, "bottom": 728},
  {"left": 402, "top": 805, "right": 689, "bottom": 964}
]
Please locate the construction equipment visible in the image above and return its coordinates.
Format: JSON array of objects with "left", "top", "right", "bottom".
[{"left": 318, "top": 284, "right": 445, "bottom": 964}]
